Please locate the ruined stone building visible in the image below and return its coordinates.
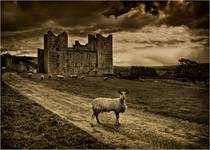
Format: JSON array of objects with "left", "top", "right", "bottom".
[
  {"left": 1, "top": 54, "right": 37, "bottom": 72},
  {"left": 38, "top": 31, "right": 113, "bottom": 75}
]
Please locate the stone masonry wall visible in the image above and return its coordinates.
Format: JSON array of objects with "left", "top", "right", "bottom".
[
  {"left": 37, "top": 48, "right": 44, "bottom": 73},
  {"left": 57, "top": 32, "right": 68, "bottom": 74},
  {"left": 38, "top": 31, "right": 113, "bottom": 76},
  {"left": 43, "top": 31, "right": 68, "bottom": 74},
  {"left": 65, "top": 50, "right": 96, "bottom": 75},
  {"left": 95, "top": 34, "right": 113, "bottom": 75}
]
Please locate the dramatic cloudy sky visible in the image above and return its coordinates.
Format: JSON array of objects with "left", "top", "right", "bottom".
[{"left": 1, "top": 0, "right": 209, "bottom": 66}]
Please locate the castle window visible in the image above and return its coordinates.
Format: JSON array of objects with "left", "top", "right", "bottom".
[
  {"left": 56, "top": 47, "right": 59, "bottom": 51},
  {"left": 81, "top": 63, "right": 83, "bottom": 66},
  {"left": 57, "top": 62, "right": 60, "bottom": 67},
  {"left": 55, "top": 40, "right": 58, "bottom": 45},
  {"left": 57, "top": 54, "right": 59, "bottom": 59}
]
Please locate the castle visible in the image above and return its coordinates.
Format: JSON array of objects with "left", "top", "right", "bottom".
[{"left": 38, "top": 31, "right": 113, "bottom": 75}]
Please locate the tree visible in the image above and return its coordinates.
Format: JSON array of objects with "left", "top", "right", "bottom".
[{"left": 175, "top": 58, "right": 201, "bottom": 83}]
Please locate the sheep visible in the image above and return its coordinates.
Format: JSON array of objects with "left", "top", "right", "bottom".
[
  {"left": 48, "top": 74, "right": 52, "bottom": 79},
  {"left": 32, "top": 69, "right": 37, "bottom": 73},
  {"left": 80, "top": 75, "right": 85, "bottom": 79},
  {"left": 139, "top": 79, "right": 144, "bottom": 82},
  {"left": 70, "top": 74, "right": 78, "bottom": 79},
  {"left": 104, "top": 76, "right": 110, "bottom": 81},
  {"left": 40, "top": 75, "right": 44, "bottom": 80},
  {"left": 91, "top": 88, "right": 129, "bottom": 126},
  {"left": 27, "top": 72, "right": 33, "bottom": 78},
  {"left": 56, "top": 75, "right": 65, "bottom": 80},
  {"left": 138, "top": 77, "right": 144, "bottom": 82}
]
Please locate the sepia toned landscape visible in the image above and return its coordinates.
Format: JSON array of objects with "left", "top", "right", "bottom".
[{"left": 1, "top": 1, "right": 209, "bottom": 149}]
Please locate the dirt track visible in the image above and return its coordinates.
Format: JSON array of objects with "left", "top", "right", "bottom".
[{"left": 2, "top": 72, "right": 208, "bottom": 148}]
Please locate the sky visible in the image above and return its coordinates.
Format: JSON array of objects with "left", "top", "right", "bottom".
[{"left": 1, "top": 0, "right": 209, "bottom": 66}]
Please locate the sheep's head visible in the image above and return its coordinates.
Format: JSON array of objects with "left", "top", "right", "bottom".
[
  {"left": 118, "top": 88, "right": 129, "bottom": 104},
  {"left": 118, "top": 88, "right": 129, "bottom": 95},
  {"left": 48, "top": 74, "right": 52, "bottom": 78}
]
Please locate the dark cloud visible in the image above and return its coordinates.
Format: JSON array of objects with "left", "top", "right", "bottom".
[
  {"left": 117, "top": 39, "right": 185, "bottom": 45},
  {"left": 2, "top": 1, "right": 209, "bottom": 33},
  {"left": 1, "top": 1, "right": 107, "bottom": 31},
  {"left": 1, "top": 1, "right": 209, "bottom": 65},
  {"left": 190, "top": 37, "right": 208, "bottom": 43},
  {"left": 103, "top": 1, "right": 139, "bottom": 17},
  {"left": 134, "top": 45, "right": 153, "bottom": 49},
  {"left": 103, "top": 1, "right": 168, "bottom": 17},
  {"left": 2, "top": 1, "right": 47, "bottom": 31},
  {"left": 160, "top": 1, "right": 209, "bottom": 29},
  {"left": 103, "top": 1, "right": 209, "bottom": 29}
]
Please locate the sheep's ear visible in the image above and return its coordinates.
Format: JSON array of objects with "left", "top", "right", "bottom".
[
  {"left": 125, "top": 89, "right": 129, "bottom": 94},
  {"left": 118, "top": 90, "right": 122, "bottom": 94}
]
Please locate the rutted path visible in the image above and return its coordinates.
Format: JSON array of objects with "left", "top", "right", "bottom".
[{"left": 2, "top": 72, "right": 208, "bottom": 148}]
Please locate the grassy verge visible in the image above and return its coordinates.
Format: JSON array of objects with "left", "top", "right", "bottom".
[
  {"left": 1, "top": 82, "right": 113, "bottom": 149},
  {"left": 22, "top": 72, "right": 209, "bottom": 125}
]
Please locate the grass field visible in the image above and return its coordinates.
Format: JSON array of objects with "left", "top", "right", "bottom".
[
  {"left": 2, "top": 72, "right": 209, "bottom": 148},
  {"left": 21, "top": 73, "right": 209, "bottom": 125},
  {"left": 1, "top": 82, "right": 113, "bottom": 149}
]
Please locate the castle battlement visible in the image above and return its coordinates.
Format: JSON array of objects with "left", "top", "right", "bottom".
[{"left": 38, "top": 31, "right": 113, "bottom": 75}]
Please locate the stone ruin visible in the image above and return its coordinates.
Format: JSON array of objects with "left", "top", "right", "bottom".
[{"left": 38, "top": 31, "right": 113, "bottom": 75}]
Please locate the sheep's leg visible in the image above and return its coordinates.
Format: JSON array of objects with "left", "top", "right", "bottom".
[
  {"left": 95, "top": 113, "right": 101, "bottom": 124},
  {"left": 115, "top": 112, "right": 120, "bottom": 126},
  {"left": 90, "top": 114, "right": 95, "bottom": 127}
]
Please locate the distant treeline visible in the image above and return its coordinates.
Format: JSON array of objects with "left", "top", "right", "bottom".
[
  {"left": 114, "top": 66, "right": 159, "bottom": 80},
  {"left": 114, "top": 58, "right": 209, "bottom": 83}
]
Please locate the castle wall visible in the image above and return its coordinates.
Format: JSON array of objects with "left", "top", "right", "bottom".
[
  {"left": 88, "top": 34, "right": 96, "bottom": 51},
  {"left": 44, "top": 31, "right": 68, "bottom": 74},
  {"left": 44, "top": 33, "right": 49, "bottom": 73},
  {"left": 95, "top": 34, "right": 113, "bottom": 75},
  {"left": 37, "top": 48, "right": 44, "bottom": 73},
  {"left": 38, "top": 31, "right": 113, "bottom": 76},
  {"left": 73, "top": 41, "right": 89, "bottom": 51},
  {"left": 65, "top": 50, "right": 96, "bottom": 75},
  {"left": 57, "top": 32, "right": 68, "bottom": 74}
]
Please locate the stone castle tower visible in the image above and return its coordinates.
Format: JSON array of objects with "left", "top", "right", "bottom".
[{"left": 38, "top": 31, "right": 113, "bottom": 75}]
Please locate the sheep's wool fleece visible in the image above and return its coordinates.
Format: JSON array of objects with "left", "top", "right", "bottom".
[{"left": 92, "top": 98, "right": 126, "bottom": 113}]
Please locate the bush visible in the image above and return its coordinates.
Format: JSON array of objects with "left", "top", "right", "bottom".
[{"left": 175, "top": 58, "right": 209, "bottom": 82}]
